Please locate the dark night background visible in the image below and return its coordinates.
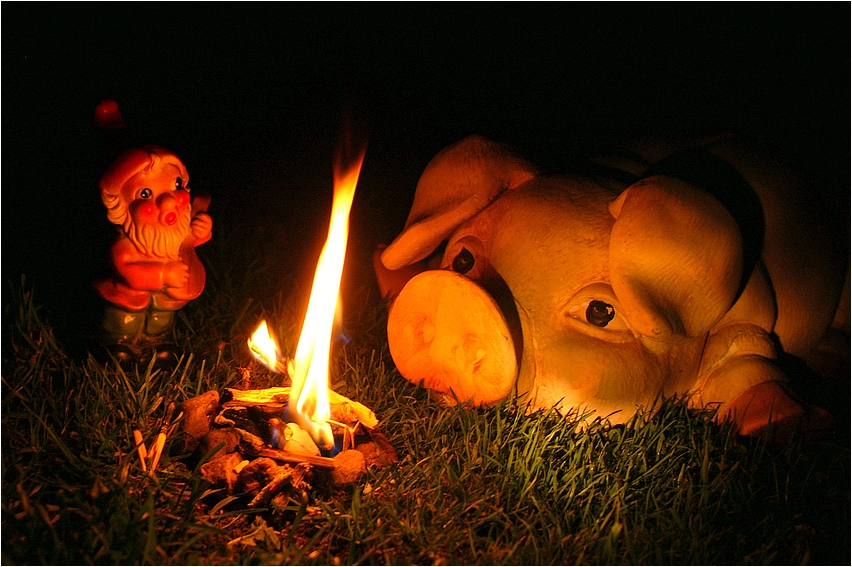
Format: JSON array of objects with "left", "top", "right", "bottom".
[{"left": 2, "top": 4, "right": 849, "bottom": 351}]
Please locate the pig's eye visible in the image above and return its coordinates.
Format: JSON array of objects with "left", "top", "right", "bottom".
[
  {"left": 443, "top": 236, "right": 487, "bottom": 280},
  {"left": 452, "top": 247, "right": 475, "bottom": 274},
  {"left": 175, "top": 177, "right": 183, "bottom": 190},
  {"left": 586, "top": 300, "right": 616, "bottom": 327},
  {"left": 139, "top": 188, "right": 153, "bottom": 199},
  {"left": 565, "top": 284, "right": 631, "bottom": 338}
]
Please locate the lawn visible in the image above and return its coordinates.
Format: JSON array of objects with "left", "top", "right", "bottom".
[
  {"left": 2, "top": 227, "right": 849, "bottom": 565},
  {"left": 3, "top": 4, "right": 850, "bottom": 564}
]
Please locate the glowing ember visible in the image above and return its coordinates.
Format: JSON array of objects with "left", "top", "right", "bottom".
[{"left": 248, "top": 149, "right": 365, "bottom": 451}]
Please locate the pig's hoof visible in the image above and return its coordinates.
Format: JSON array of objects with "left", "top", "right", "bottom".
[
  {"left": 387, "top": 270, "right": 517, "bottom": 405},
  {"left": 723, "top": 380, "right": 835, "bottom": 442}
]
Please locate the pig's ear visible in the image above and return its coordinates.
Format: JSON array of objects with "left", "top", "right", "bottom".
[
  {"left": 608, "top": 175, "right": 743, "bottom": 342},
  {"left": 381, "top": 136, "right": 537, "bottom": 270}
]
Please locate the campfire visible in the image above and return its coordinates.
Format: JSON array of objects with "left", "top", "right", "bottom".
[{"left": 169, "top": 145, "right": 396, "bottom": 501}]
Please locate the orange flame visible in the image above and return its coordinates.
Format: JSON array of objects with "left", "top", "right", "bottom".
[
  {"left": 247, "top": 149, "right": 365, "bottom": 451},
  {"left": 247, "top": 320, "right": 281, "bottom": 371}
]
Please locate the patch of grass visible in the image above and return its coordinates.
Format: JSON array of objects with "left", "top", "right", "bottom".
[{"left": 2, "top": 273, "right": 849, "bottom": 565}]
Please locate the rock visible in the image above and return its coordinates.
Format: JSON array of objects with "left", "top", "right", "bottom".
[
  {"left": 234, "top": 457, "right": 280, "bottom": 494},
  {"left": 331, "top": 449, "right": 366, "bottom": 485},
  {"left": 356, "top": 431, "right": 399, "bottom": 467},
  {"left": 181, "top": 391, "right": 220, "bottom": 443},
  {"left": 354, "top": 441, "right": 385, "bottom": 468},
  {"left": 199, "top": 451, "right": 243, "bottom": 491},
  {"left": 199, "top": 428, "right": 241, "bottom": 459}
]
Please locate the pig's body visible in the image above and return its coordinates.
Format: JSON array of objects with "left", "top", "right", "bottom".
[{"left": 377, "top": 135, "right": 847, "bottom": 438}]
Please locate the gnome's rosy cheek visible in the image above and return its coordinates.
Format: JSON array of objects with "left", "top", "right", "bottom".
[
  {"left": 129, "top": 198, "right": 158, "bottom": 223},
  {"left": 173, "top": 189, "right": 190, "bottom": 209}
]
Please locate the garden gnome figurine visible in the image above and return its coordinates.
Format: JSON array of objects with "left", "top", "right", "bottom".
[{"left": 93, "top": 101, "right": 212, "bottom": 366}]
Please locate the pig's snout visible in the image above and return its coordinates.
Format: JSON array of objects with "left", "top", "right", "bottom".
[{"left": 387, "top": 270, "right": 517, "bottom": 406}]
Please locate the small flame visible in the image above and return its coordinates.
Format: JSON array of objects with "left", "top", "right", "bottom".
[
  {"left": 246, "top": 149, "right": 365, "bottom": 452},
  {"left": 248, "top": 320, "right": 281, "bottom": 371}
]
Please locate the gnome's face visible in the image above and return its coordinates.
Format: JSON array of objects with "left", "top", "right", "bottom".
[
  {"left": 100, "top": 147, "right": 193, "bottom": 260},
  {"left": 121, "top": 160, "right": 192, "bottom": 259}
]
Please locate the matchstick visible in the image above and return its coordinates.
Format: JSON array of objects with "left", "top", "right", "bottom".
[
  {"left": 148, "top": 432, "right": 167, "bottom": 473},
  {"left": 133, "top": 429, "right": 148, "bottom": 473}
]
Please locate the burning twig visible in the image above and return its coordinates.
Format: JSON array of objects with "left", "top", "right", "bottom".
[
  {"left": 224, "top": 386, "right": 378, "bottom": 429},
  {"left": 328, "top": 419, "right": 356, "bottom": 452},
  {"left": 246, "top": 446, "right": 335, "bottom": 469}
]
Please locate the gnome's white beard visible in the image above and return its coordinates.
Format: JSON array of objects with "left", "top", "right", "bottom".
[{"left": 126, "top": 209, "right": 192, "bottom": 260}]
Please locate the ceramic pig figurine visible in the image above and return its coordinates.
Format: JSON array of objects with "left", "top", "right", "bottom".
[{"left": 375, "top": 135, "right": 848, "bottom": 438}]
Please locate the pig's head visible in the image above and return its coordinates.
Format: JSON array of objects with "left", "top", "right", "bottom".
[{"left": 378, "top": 136, "right": 744, "bottom": 422}]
